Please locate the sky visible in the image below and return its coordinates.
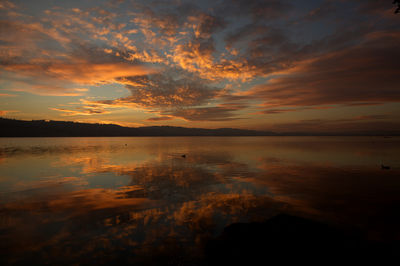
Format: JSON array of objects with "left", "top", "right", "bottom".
[{"left": 0, "top": 0, "right": 399, "bottom": 133}]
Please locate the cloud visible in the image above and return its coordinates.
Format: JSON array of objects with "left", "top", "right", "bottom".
[
  {"left": 164, "top": 106, "right": 244, "bottom": 122},
  {"left": 355, "top": 0, "right": 395, "bottom": 14},
  {"left": 50, "top": 98, "right": 128, "bottom": 116},
  {"left": 50, "top": 107, "right": 110, "bottom": 116},
  {"left": 265, "top": 116, "right": 400, "bottom": 133},
  {"left": 85, "top": 70, "right": 250, "bottom": 121},
  {"left": 146, "top": 116, "right": 174, "bottom": 122},
  {"left": 0, "top": 110, "right": 17, "bottom": 116},
  {"left": 243, "top": 31, "right": 400, "bottom": 108},
  {"left": 0, "top": 0, "right": 16, "bottom": 10},
  {"left": 0, "top": 14, "right": 158, "bottom": 96},
  {"left": 0, "top": 0, "right": 294, "bottom": 86},
  {"left": 354, "top": 114, "right": 390, "bottom": 120},
  {"left": 121, "top": 2, "right": 265, "bottom": 80},
  {"left": 97, "top": 72, "right": 218, "bottom": 109},
  {"left": 50, "top": 62, "right": 156, "bottom": 85},
  {"left": 170, "top": 37, "right": 256, "bottom": 80},
  {"left": 225, "top": 24, "right": 269, "bottom": 50},
  {"left": 171, "top": 38, "right": 215, "bottom": 74},
  {"left": 0, "top": 19, "right": 71, "bottom": 55},
  {"left": 255, "top": 106, "right": 334, "bottom": 115},
  {"left": 132, "top": 9, "right": 180, "bottom": 37},
  {"left": 223, "top": 15, "right": 375, "bottom": 80},
  {"left": 345, "top": 102, "right": 382, "bottom": 106},
  {"left": 188, "top": 13, "right": 226, "bottom": 39},
  {"left": 3, "top": 61, "right": 157, "bottom": 85},
  {"left": 257, "top": 108, "right": 301, "bottom": 115},
  {"left": 0, "top": 93, "right": 16, "bottom": 97}
]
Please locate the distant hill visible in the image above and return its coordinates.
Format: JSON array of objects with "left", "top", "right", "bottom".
[
  {"left": 0, "top": 117, "right": 276, "bottom": 137},
  {"left": 1, "top": 117, "right": 398, "bottom": 137}
]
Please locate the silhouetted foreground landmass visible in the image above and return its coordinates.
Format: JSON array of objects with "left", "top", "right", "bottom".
[
  {"left": 1, "top": 118, "right": 398, "bottom": 137},
  {"left": 205, "top": 214, "right": 399, "bottom": 265},
  {"left": 0, "top": 117, "right": 274, "bottom": 137}
]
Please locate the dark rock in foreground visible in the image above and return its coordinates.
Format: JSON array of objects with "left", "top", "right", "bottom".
[{"left": 205, "top": 214, "right": 399, "bottom": 265}]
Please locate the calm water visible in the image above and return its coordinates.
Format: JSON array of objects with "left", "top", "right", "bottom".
[{"left": 1, "top": 137, "right": 400, "bottom": 264}]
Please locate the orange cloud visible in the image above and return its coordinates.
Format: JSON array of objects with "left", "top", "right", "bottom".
[
  {"left": 48, "top": 62, "right": 157, "bottom": 84},
  {"left": 0, "top": 110, "right": 17, "bottom": 116},
  {"left": 50, "top": 107, "right": 110, "bottom": 116},
  {"left": 0, "top": 93, "right": 17, "bottom": 97},
  {"left": 4, "top": 61, "right": 158, "bottom": 85},
  {"left": 170, "top": 39, "right": 255, "bottom": 81}
]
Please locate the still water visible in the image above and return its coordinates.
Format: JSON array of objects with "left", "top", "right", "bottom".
[{"left": 0, "top": 137, "right": 399, "bottom": 264}]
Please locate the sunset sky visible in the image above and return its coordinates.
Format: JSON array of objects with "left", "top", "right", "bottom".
[{"left": 0, "top": 0, "right": 399, "bottom": 132}]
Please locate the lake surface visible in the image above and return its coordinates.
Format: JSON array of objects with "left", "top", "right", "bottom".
[{"left": 1, "top": 136, "right": 399, "bottom": 264}]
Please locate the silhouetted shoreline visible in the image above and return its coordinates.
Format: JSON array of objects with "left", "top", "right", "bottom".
[{"left": 1, "top": 118, "right": 398, "bottom": 137}]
